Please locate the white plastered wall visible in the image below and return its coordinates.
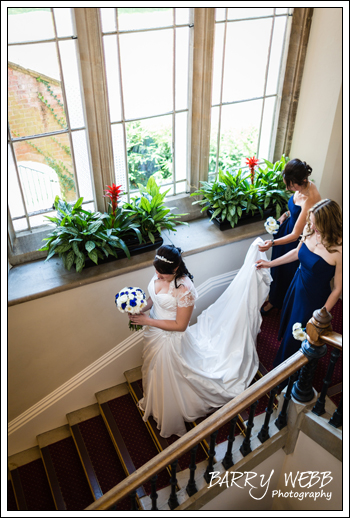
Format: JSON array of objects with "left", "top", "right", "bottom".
[{"left": 290, "top": 7, "right": 343, "bottom": 207}]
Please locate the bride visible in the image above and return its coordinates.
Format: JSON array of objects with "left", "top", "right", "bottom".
[{"left": 129, "top": 239, "right": 271, "bottom": 438}]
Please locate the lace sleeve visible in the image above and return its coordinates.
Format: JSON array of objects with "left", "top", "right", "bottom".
[{"left": 176, "top": 280, "right": 198, "bottom": 308}]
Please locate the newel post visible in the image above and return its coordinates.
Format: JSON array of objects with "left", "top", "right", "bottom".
[{"left": 291, "top": 307, "right": 331, "bottom": 402}]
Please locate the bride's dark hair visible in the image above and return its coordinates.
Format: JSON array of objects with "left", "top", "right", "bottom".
[{"left": 153, "top": 245, "right": 193, "bottom": 288}]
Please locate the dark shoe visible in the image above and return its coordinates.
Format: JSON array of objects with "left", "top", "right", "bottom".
[{"left": 260, "top": 305, "right": 274, "bottom": 315}]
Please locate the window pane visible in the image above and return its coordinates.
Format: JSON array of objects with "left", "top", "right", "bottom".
[
  {"left": 266, "top": 16, "right": 288, "bottom": 96},
  {"left": 223, "top": 19, "right": 272, "bottom": 103},
  {"left": 176, "top": 180, "right": 187, "bottom": 194},
  {"left": 53, "top": 8, "right": 75, "bottom": 37},
  {"left": 160, "top": 184, "right": 174, "bottom": 196},
  {"left": 117, "top": 8, "right": 172, "bottom": 31},
  {"left": 103, "top": 35, "right": 123, "bottom": 123},
  {"left": 126, "top": 116, "right": 172, "bottom": 191},
  {"left": 120, "top": 30, "right": 173, "bottom": 119},
  {"left": 175, "top": 8, "right": 190, "bottom": 25},
  {"left": 8, "top": 144, "right": 26, "bottom": 218},
  {"left": 17, "top": 161, "right": 61, "bottom": 214},
  {"left": 8, "top": 43, "right": 66, "bottom": 138},
  {"left": 227, "top": 8, "right": 274, "bottom": 20},
  {"left": 276, "top": 8, "right": 289, "bottom": 15},
  {"left": 212, "top": 23, "right": 225, "bottom": 106},
  {"left": 209, "top": 106, "right": 220, "bottom": 173},
  {"left": 100, "top": 8, "right": 117, "bottom": 33},
  {"left": 8, "top": 8, "right": 55, "bottom": 44},
  {"left": 176, "top": 27, "right": 189, "bottom": 111},
  {"left": 13, "top": 219, "right": 29, "bottom": 233},
  {"left": 258, "top": 96, "right": 276, "bottom": 159},
  {"left": 59, "top": 40, "right": 85, "bottom": 129},
  {"left": 111, "top": 124, "right": 128, "bottom": 192},
  {"left": 175, "top": 112, "right": 188, "bottom": 182},
  {"left": 71, "top": 130, "right": 94, "bottom": 202},
  {"left": 215, "top": 8, "right": 226, "bottom": 22},
  {"left": 13, "top": 134, "right": 77, "bottom": 212},
  {"left": 219, "top": 100, "right": 262, "bottom": 169}
]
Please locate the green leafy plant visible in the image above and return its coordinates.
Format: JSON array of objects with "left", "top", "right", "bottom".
[
  {"left": 38, "top": 196, "right": 135, "bottom": 272},
  {"left": 191, "top": 169, "right": 250, "bottom": 228},
  {"left": 191, "top": 155, "right": 291, "bottom": 228},
  {"left": 122, "top": 176, "right": 188, "bottom": 243}
]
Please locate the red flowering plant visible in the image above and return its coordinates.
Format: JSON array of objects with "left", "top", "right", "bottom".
[
  {"left": 103, "top": 183, "right": 123, "bottom": 228},
  {"left": 246, "top": 156, "right": 259, "bottom": 184},
  {"left": 102, "top": 182, "right": 143, "bottom": 244}
]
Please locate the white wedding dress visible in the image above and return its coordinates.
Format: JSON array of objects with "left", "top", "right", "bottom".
[{"left": 138, "top": 237, "right": 271, "bottom": 437}]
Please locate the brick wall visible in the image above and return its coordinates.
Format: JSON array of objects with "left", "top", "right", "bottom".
[{"left": 8, "top": 62, "right": 75, "bottom": 201}]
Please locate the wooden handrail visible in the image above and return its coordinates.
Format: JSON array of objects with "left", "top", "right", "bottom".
[
  {"left": 320, "top": 331, "right": 342, "bottom": 350},
  {"left": 85, "top": 351, "right": 308, "bottom": 510}
]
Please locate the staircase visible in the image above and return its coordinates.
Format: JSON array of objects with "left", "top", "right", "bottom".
[
  {"left": 8, "top": 365, "right": 277, "bottom": 511},
  {"left": 8, "top": 300, "right": 342, "bottom": 511}
]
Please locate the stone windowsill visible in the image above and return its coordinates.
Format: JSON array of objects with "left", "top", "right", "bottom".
[{"left": 8, "top": 217, "right": 267, "bottom": 307}]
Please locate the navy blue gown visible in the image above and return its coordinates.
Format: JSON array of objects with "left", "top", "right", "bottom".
[
  {"left": 273, "top": 243, "right": 335, "bottom": 367},
  {"left": 269, "top": 196, "right": 301, "bottom": 309}
]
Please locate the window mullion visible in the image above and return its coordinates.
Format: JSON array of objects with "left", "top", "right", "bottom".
[
  {"left": 52, "top": 9, "right": 81, "bottom": 200},
  {"left": 8, "top": 128, "right": 32, "bottom": 232},
  {"left": 190, "top": 8, "right": 215, "bottom": 190},
  {"left": 115, "top": 9, "right": 131, "bottom": 202},
  {"left": 215, "top": 8, "right": 228, "bottom": 176},
  {"left": 257, "top": 9, "right": 276, "bottom": 158},
  {"left": 74, "top": 7, "right": 114, "bottom": 212}
]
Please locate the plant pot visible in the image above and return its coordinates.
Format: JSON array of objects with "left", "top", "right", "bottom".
[
  {"left": 84, "top": 233, "right": 163, "bottom": 269},
  {"left": 207, "top": 206, "right": 276, "bottom": 231}
]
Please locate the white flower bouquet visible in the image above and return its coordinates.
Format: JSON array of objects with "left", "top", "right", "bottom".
[
  {"left": 115, "top": 287, "right": 147, "bottom": 331},
  {"left": 264, "top": 217, "right": 280, "bottom": 243},
  {"left": 292, "top": 322, "right": 307, "bottom": 342}
]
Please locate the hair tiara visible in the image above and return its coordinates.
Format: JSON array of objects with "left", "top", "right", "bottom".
[{"left": 155, "top": 255, "right": 174, "bottom": 264}]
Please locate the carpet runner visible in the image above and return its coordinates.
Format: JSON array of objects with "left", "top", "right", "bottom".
[{"left": 8, "top": 299, "right": 342, "bottom": 511}]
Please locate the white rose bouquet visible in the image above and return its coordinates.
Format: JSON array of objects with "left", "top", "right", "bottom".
[
  {"left": 264, "top": 217, "right": 280, "bottom": 244},
  {"left": 115, "top": 287, "right": 147, "bottom": 331},
  {"left": 292, "top": 322, "right": 307, "bottom": 342}
]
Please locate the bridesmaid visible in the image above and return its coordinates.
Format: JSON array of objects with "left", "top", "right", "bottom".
[
  {"left": 256, "top": 199, "right": 342, "bottom": 367},
  {"left": 259, "top": 159, "right": 321, "bottom": 314}
]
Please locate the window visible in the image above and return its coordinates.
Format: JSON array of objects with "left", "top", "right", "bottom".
[
  {"left": 8, "top": 8, "right": 94, "bottom": 239},
  {"left": 100, "top": 7, "right": 192, "bottom": 200},
  {"left": 8, "top": 7, "right": 306, "bottom": 264},
  {"left": 209, "top": 8, "right": 291, "bottom": 179}
]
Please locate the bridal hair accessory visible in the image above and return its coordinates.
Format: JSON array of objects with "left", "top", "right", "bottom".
[
  {"left": 264, "top": 217, "right": 279, "bottom": 244},
  {"left": 155, "top": 255, "right": 174, "bottom": 263}
]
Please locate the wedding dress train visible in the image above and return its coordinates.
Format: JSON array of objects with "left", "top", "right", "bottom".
[{"left": 138, "top": 237, "right": 271, "bottom": 437}]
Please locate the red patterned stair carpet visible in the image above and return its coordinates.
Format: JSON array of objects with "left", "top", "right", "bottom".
[{"left": 257, "top": 299, "right": 343, "bottom": 404}]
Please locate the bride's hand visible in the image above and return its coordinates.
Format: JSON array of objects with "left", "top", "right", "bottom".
[
  {"left": 258, "top": 240, "right": 273, "bottom": 252},
  {"left": 128, "top": 313, "right": 149, "bottom": 326},
  {"left": 255, "top": 259, "right": 271, "bottom": 269}
]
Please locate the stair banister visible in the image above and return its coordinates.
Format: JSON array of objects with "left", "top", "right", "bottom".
[
  {"left": 85, "top": 305, "right": 342, "bottom": 511},
  {"left": 85, "top": 351, "right": 308, "bottom": 510}
]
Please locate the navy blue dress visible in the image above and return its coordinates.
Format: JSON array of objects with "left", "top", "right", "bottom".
[
  {"left": 269, "top": 196, "right": 301, "bottom": 309},
  {"left": 273, "top": 243, "right": 335, "bottom": 367}
]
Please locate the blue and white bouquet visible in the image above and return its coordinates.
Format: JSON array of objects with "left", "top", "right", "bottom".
[
  {"left": 264, "top": 217, "right": 280, "bottom": 243},
  {"left": 115, "top": 287, "right": 147, "bottom": 331}
]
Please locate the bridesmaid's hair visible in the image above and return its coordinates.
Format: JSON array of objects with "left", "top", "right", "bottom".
[
  {"left": 153, "top": 245, "right": 194, "bottom": 288},
  {"left": 282, "top": 159, "right": 312, "bottom": 187},
  {"left": 302, "top": 199, "right": 342, "bottom": 253}
]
